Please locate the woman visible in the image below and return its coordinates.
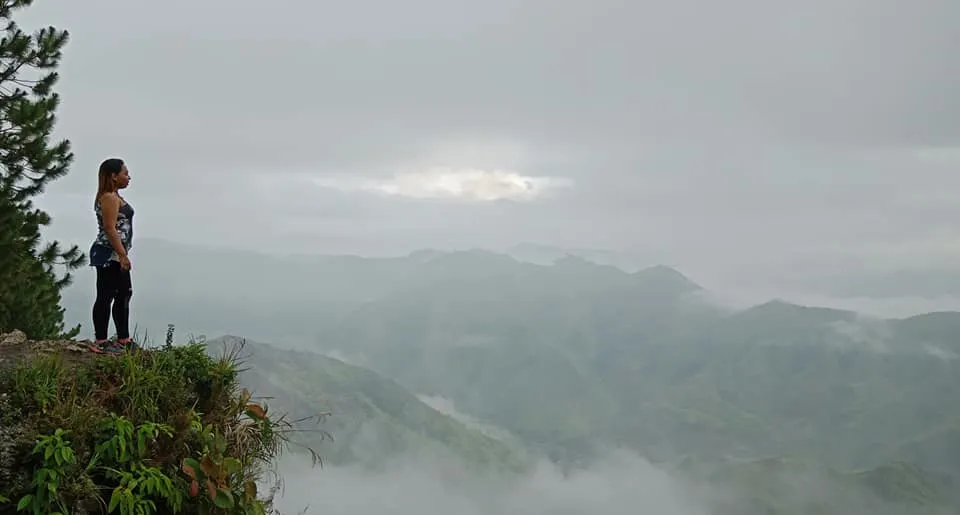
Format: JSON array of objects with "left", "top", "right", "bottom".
[{"left": 89, "top": 158, "right": 136, "bottom": 353}]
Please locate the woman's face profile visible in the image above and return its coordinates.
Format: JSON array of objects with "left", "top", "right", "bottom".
[{"left": 116, "top": 165, "right": 131, "bottom": 189}]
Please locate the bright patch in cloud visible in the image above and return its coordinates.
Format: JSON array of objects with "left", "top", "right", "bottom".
[
  {"left": 375, "top": 168, "right": 571, "bottom": 202},
  {"left": 315, "top": 168, "right": 572, "bottom": 202},
  {"left": 910, "top": 146, "right": 960, "bottom": 163}
]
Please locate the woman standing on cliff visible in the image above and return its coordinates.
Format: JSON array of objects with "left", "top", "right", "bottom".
[{"left": 89, "top": 158, "right": 135, "bottom": 354}]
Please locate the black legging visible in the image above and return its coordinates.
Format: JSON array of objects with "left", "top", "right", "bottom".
[{"left": 92, "top": 261, "right": 132, "bottom": 340}]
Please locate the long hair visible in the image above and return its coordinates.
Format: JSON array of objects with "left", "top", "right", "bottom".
[{"left": 96, "top": 158, "right": 125, "bottom": 201}]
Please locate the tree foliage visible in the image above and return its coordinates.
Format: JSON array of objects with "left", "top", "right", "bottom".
[{"left": 0, "top": 0, "right": 84, "bottom": 339}]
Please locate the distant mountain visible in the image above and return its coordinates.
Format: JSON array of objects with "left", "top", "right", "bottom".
[
  {"left": 59, "top": 238, "right": 424, "bottom": 343},
  {"left": 506, "top": 242, "right": 654, "bottom": 272},
  {"left": 311, "top": 272, "right": 960, "bottom": 480},
  {"left": 58, "top": 238, "right": 703, "bottom": 346}
]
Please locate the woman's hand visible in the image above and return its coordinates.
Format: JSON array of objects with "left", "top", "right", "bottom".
[{"left": 119, "top": 255, "right": 131, "bottom": 270}]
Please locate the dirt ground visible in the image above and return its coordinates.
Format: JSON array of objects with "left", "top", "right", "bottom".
[{"left": 0, "top": 329, "right": 102, "bottom": 369}]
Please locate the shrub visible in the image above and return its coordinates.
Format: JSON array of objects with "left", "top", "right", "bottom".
[{"left": 0, "top": 333, "right": 317, "bottom": 514}]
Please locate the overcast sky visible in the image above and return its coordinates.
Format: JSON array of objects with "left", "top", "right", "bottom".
[{"left": 19, "top": 0, "right": 960, "bottom": 290}]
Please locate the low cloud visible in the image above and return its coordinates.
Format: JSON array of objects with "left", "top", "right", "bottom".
[
  {"left": 922, "top": 344, "right": 959, "bottom": 361},
  {"left": 826, "top": 318, "right": 894, "bottom": 353},
  {"left": 827, "top": 317, "right": 957, "bottom": 360},
  {"left": 417, "top": 394, "right": 516, "bottom": 442},
  {"left": 322, "top": 349, "right": 368, "bottom": 368},
  {"left": 270, "top": 450, "right": 710, "bottom": 515},
  {"left": 695, "top": 285, "right": 960, "bottom": 320},
  {"left": 267, "top": 447, "right": 929, "bottom": 515}
]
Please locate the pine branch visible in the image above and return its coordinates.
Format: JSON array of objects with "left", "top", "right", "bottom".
[{"left": 0, "top": 0, "right": 83, "bottom": 338}]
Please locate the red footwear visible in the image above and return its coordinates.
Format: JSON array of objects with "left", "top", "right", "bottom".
[
  {"left": 116, "top": 338, "right": 138, "bottom": 351},
  {"left": 88, "top": 340, "right": 110, "bottom": 354}
]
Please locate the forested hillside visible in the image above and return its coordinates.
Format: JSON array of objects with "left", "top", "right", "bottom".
[{"left": 212, "top": 335, "right": 529, "bottom": 472}]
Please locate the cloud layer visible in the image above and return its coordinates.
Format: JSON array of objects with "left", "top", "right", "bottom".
[{"left": 17, "top": 0, "right": 960, "bottom": 299}]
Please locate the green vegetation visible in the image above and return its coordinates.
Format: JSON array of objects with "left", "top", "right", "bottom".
[
  {"left": 0, "top": 332, "right": 313, "bottom": 514},
  {"left": 0, "top": 0, "right": 85, "bottom": 340}
]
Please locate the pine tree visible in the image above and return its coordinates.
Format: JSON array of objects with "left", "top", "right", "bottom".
[{"left": 0, "top": 0, "right": 84, "bottom": 339}]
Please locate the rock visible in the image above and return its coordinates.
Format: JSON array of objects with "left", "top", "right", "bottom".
[
  {"left": 0, "top": 330, "right": 27, "bottom": 346},
  {"left": 0, "top": 395, "right": 27, "bottom": 491}
]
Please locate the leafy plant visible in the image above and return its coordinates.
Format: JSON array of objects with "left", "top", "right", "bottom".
[
  {"left": 94, "top": 414, "right": 174, "bottom": 465},
  {"left": 103, "top": 464, "right": 180, "bottom": 515},
  {"left": 93, "top": 414, "right": 183, "bottom": 514},
  {"left": 16, "top": 428, "right": 75, "bottom": 515},
  {"left": 181, "top": 390, "right": 277, "bottom": 514}
]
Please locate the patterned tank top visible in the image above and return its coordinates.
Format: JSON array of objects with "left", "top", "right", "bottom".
[{"left": 90, "top": 195, "right": 134, "bottom": 266}]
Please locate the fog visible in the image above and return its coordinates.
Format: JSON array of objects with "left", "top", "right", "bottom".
[
  {"left": 692, "top": 286, "right": 960, "bottom": 320},
  {"left": 270, "top": 451, "right": 711, "bottom": 515},
  {"left": 417, "top": 394, "right": 517, "bottom": 443},
  {"left": 267, "top": 447, "right": 925, "bottom": 515}
]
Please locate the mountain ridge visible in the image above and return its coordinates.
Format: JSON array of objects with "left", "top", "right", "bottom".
[{"left": 207, "top": 335, "right": 531, "bottom": 472}]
